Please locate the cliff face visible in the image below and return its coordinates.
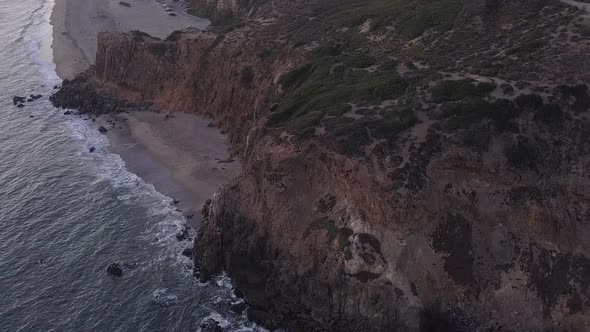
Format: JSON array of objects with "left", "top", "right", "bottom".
[
  {"left": 52, "top": 0, "right": 590, "bottom": 330},
  {"left": 90, "top": 29, "right": 299, "bottom": 151}
]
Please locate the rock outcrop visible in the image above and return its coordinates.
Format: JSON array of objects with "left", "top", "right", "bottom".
[{"left": 53, "top": 0, "right": 590, "bottom": 330}]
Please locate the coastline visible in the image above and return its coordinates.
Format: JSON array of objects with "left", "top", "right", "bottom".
[
  {"left": 49, "top": 0, "right": 232, "bottom": 223},
  {"left": 50, "top": 0, "right": 209, "bottom": 79},
  {"left": 104, "top": 112, "right": 240, "bottom": 222}
]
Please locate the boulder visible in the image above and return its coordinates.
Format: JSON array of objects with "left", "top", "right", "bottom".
[
  {"left": 98, "top": 125, "right": 108, "bottom": 133},
  {"left": 198, "top": 318, "right": 222, "bottom": 332},
  {"left": 176, "top": 226, "right": 189, "bottom": 241},
  {"left": 13, "top": 96, "right": 26, "bottom": 105},
  {"left": 106, "top": 263, "right": 123, "bottom": 277},
  {"left": 181, "top": 248, "right": 193, "bottom": 258},
  {"left": 229, "top": 301, "right": 247, "bottom": 314}
]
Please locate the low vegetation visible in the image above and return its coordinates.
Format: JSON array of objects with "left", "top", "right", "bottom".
[{"left": 431, "top": 79, "right": 496, "bottom": 103}]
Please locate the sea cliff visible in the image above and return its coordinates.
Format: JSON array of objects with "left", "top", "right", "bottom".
[{"left": 51, "top": 0, "right": 590, "bottom": 330}]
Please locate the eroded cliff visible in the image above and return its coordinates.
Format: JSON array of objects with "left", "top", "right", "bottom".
[{"left": 51, "top": 0, "right": 590, "bottom": 330}]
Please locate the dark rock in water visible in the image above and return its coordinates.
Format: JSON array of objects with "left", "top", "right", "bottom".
[
  {"left": 176, "top": 226, "right": 189, "bottom": 241},
  {"left": 89, "top": 147, "right": 96, "bottom": 153},
  {"left": 53, "top": 85, "right": 59, "bottom": 89},
  {"left": 63, "top": 111, "right": 72, "bottom": 115},
  {"left": 106, "top": 263, "right": 123, "bottom": 277},
  {"left": 92, "top": 118, "right": 96, "bottom": 122},
  {"left": 173, "top": 199, "right": 180, "bottom": 205},
  {"left": 233, "top": 288, "right": 244, "bottom": 299},
  {"left": 49, "top": 73, "right": 146, "bottom": 115},
  {"left": 98, "top": 125, "right": 108, "bottom": 133},
  {"left": 13, "top": 96, "right": 26, "bottom": 105},
  {"left": 181, "top": 248, "right": 193, "bottom": 258},
  {"left": 185, "top": 214, "right": 194, "bottom": 220},
  {"left": 27, "top": 98, "right": 34, "bottom": 102},
  {"left": 198, "top": 318, "right": 222, "bottom": 332},
  {"left": 30, "top": 94, "right": 42, "bottom": 100},
  {"left": 29, "top": 115, "right": 34, "bottom": 118},
  {"left": 16, "top": 104, "right": 24, "bottom": 108},
  {"left": 229, "top": 300, "right": 247, "bottom": 314}
]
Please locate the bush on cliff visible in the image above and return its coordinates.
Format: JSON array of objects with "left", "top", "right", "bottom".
[
  {"left": 431, "top": 79, "right": 496, "bottom": 103},
  {"left": 321, "top": 0, "right": 462, "bottom": 38},
  {"left": 504, "top": 135, "right": 541, "bottom": 171},
  {"left": 269, "top": 58, "right": 407, "bottom": 129},
  {"left": 240, "top": 66, "right": 255, "bottom": 85}
]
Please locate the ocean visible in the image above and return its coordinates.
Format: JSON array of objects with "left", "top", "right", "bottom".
[{"left": 0, "top": 0, "right": 259, "bottom": 330}]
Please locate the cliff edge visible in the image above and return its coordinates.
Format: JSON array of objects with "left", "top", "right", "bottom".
[{"left": 51, "top": 0, "right": 590, "bottom": 330}]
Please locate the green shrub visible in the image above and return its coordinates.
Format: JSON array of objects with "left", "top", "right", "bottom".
[
  {"left": 515, "top": 94, "right": 543, "bottom": 111},
  {"left": 461, "top": 123, "right": 492, "bottom": 151},
  {"left": 345, "top": 54, "right": 377, "bottom": 68},
  {"left": 533, "top": 104, "right": 567, "bottom": 125},
  {"left": 240, "top": 66, "right": 254, "bottom": 85},
  {"left": 372, "top": 107, "right": 418, "bottom": 140},
  {"left": 504, "top": 136, "right": 540, "bottom": 171},
  {"left": 507, "top": 41, "right": 544, "bottom": 55},
  {"left": 304, "top": 218, "right": 338, "bottom": 241},
  {"left": 431, "top": 79, "right": 496, "bottom": 103},
  {"left": 555, "top": 84, "right": 590, "bottom": 112},
  {"left": 489, "top": 99, "right": 519, "bottom": 130},
  {"left": 381, "top": 59, "right": 398, "bottom": 71},
  {"left": 271, "top": 57, "right": 407, "bottom": 129},
  {"left": 257, "top": 49, "right": 272, "bottom": 59},
  {"left": 440, "top": 99, "right": 495, "bottom": 129},
  {"left": 280, "top": 63, "right": 314, "bottom": 90},
  {"left": 323, "top": 0, "right": 462, "bottom": 39}
]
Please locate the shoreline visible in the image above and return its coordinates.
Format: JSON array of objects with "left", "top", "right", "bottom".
[
  {"left": 50, "top": 0, "right": 209, "bottom": 79},
  {"left": 103, "top": 111, "right": 240, "bottom": 223},
  {"left": 49, "top": 0, "right": 234, "bottom": 223}
]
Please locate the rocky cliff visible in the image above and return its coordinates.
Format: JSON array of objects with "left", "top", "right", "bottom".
[{"left": 52, "top": 0, "right": 590, "bottom": 330}]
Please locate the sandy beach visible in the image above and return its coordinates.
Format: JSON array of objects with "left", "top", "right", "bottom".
[
  {"left": 51, "top": 0, "right": 209, "bottom": 79},
  {"left": 50, "top": 0, "right": 237, "bottom": 222},
  {"left": 106, "top": 112, "right": 241, "bottom": 220}
]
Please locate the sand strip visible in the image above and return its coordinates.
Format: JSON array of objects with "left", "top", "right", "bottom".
[
  {"left": 51, "top": 0, "right": 209, "bottom": 79},
  {"left": 105, "top": 112, "right": 240, "bottom": 222}
]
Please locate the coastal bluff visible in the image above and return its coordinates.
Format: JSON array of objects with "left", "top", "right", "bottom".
[{"left": 51, "top": 0, "right": 590, "bottom": 331}]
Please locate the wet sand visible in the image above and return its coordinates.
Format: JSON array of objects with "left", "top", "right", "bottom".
[{"left": 105, "top": 112, "right": 240, "bottom": 222}]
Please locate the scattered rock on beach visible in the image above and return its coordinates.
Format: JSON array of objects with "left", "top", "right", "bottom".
[
  {"left": 106, "top": 263, "right": 123, "bottom": 277},
  {"left": 98, "top": 125, "right": 108, "bottom": 133},
  {"left": 13, "top": 96, "right": 26, "bottom": 105}
]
